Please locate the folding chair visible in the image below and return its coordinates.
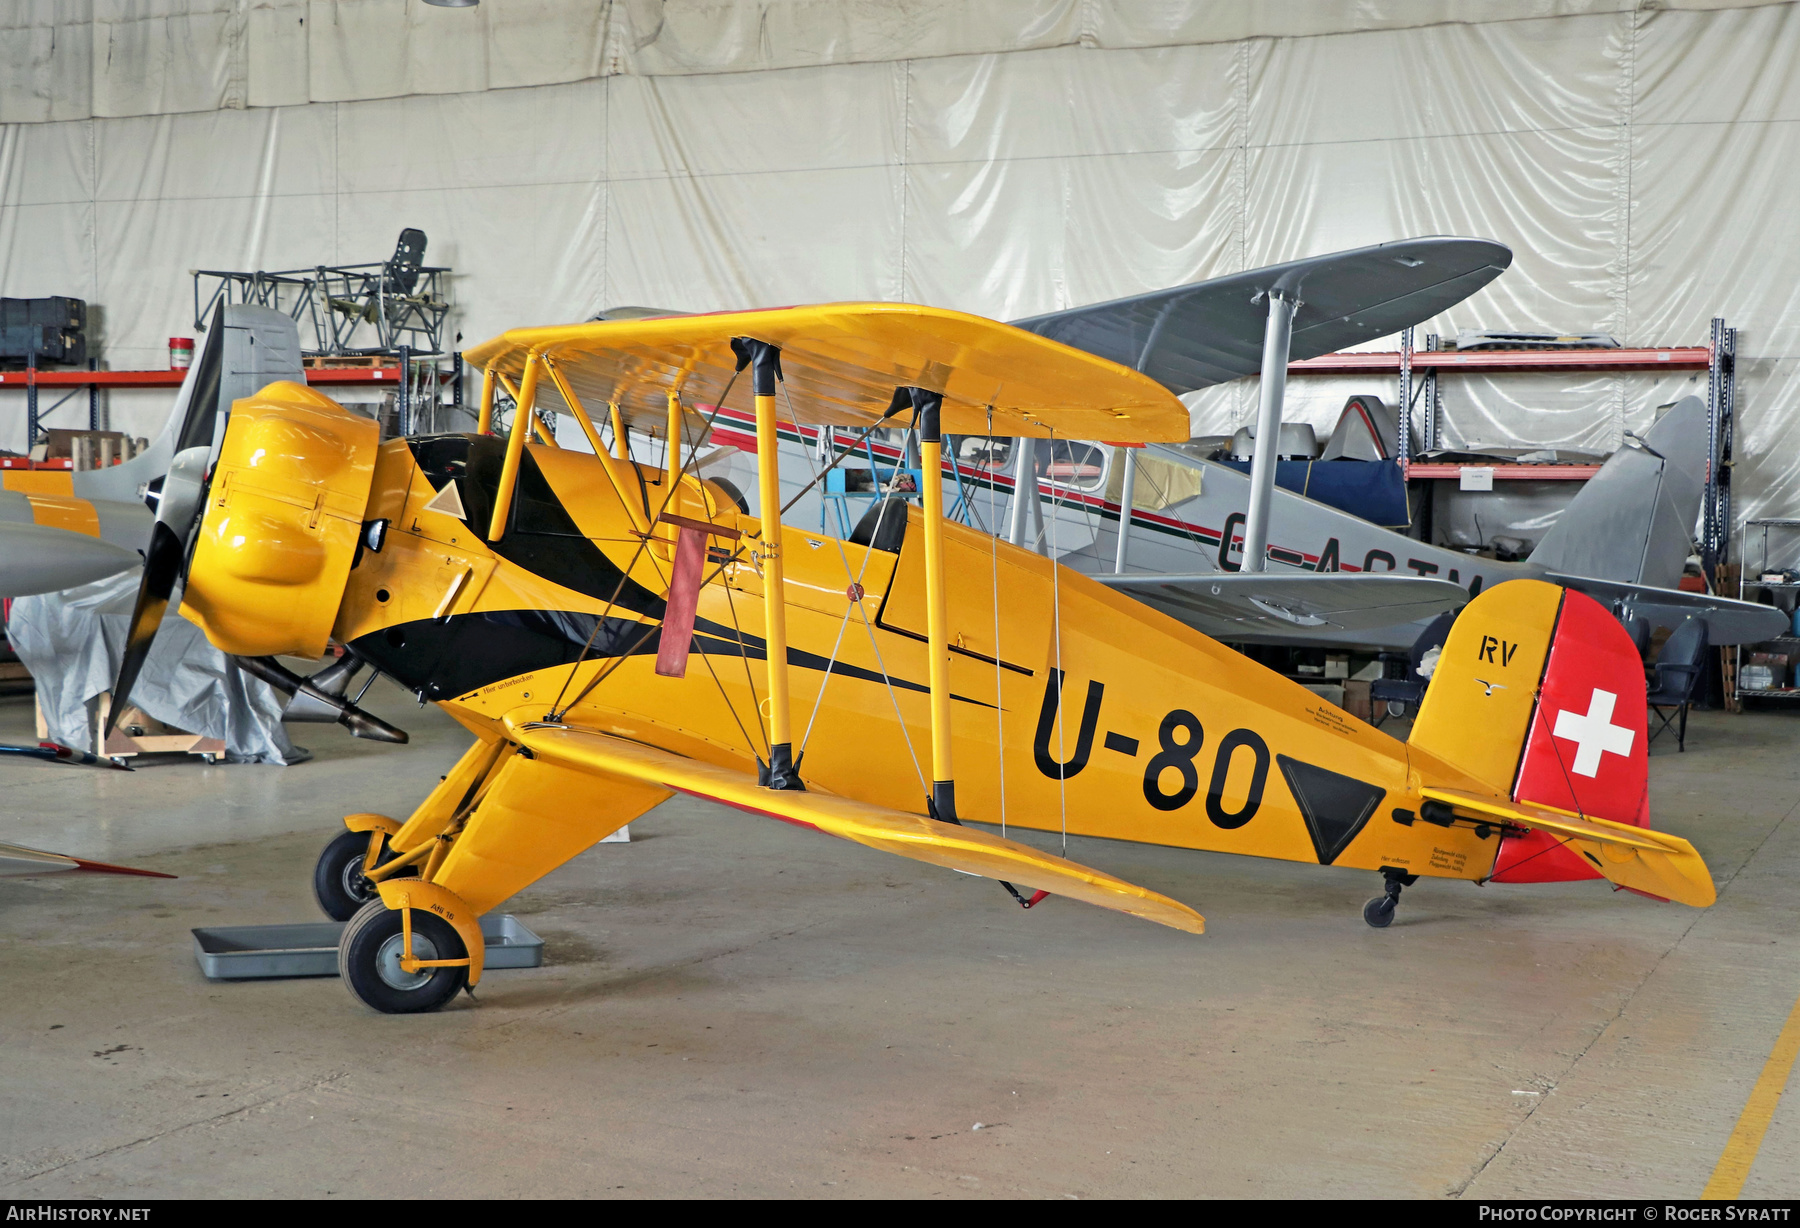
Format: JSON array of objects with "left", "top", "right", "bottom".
[{"left": 1646, "top": 617, "right": 1708, "bottom": 752}]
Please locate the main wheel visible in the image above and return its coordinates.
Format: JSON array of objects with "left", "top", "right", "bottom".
[
  {"left": 338, "top": 899, "right": 469, "bottom": 1014},
  {"left": 1363, "top": 895, "right": 1396, "bottom": 929},
  {"left": 314, "top": 829, "right": 408, "bottom": 921}
]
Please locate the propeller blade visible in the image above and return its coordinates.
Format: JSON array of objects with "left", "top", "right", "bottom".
[
  {"left": 106, "top": 521, "right": 186, "bottom": 738},
  {"left": 0, "top": 742, "right": 133, "bottom": 771},
  {"left": 0, "top": 842, "right": 174, "bottom": 879},
  {"left": 104, "top": 446, "right": 215, "bottom": 739}
]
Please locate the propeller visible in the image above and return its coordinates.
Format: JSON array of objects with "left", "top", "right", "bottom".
[
  {"left": 105, "top": 402, "right": 406, "bottom": 747},
  {"left": 106, "top": 445, "right": 212, "bottom": 739}
]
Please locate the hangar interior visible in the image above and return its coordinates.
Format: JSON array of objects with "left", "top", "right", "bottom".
[{"left": 2, "top": 0, "right": 1799, "bottom": 1202}]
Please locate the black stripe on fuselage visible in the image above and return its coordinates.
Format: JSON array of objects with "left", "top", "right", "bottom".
[
  {"left": 351, "top": 606, "right": 1001, "bottom": 708},
  {"left": 372, "top": 435, "right": 995, "bottom": 708}
]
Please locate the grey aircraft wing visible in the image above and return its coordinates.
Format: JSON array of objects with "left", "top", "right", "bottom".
[
  {"left": 1541, "top": 574, "right": 1788, "bottom": 645},
  {"left": 0, "top": 522, "right": 142, "bottom": 598},
  {"left": 1011, "top": 237, "right": 1513, "bottom": 393},
  {"left": 1092, "top": 572, "right": 1470, "bottom": 635}
]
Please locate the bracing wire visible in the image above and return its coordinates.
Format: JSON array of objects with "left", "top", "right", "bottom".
[
  {"left": 545, "top": 365, "right": 743, "bottom": 720},
  {"left": 987, "top": 407, "right": 1008, "bottom": 837},
  {"left": 717, "top": 575, "right": 773, "bottom": 758},
  {"left": 633, "top": 526, "right": 767, "bottom": 762},
  {"left": 799, "top": 601, "right": 856, "bottom": 753},
  {"left": 777, "top": 381, "right": 928, "bottom": 792},
  {"left": 1047, "top": 427, "right": 1068, "bottom": 857},
  {"left": 540, "top": 363, "right": 738, "bottom": 716},
  {"left": 780, "top": 417, "right": 901, "bottom": 517}
]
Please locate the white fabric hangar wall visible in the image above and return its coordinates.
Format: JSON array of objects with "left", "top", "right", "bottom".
[{"left": 2, "top": 1, "right": 1798, "bottom": 531}]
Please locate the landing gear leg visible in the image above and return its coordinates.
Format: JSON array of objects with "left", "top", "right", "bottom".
[{"left": 1363, "top": 867, "right": 1417, "bottom": 929}]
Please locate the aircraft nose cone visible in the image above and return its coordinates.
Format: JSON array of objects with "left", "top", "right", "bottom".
[{"left": 0, "top": 522, "right": 142, "bottom": 598}]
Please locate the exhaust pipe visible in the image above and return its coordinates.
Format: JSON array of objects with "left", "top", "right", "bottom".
[{"left": 235, "top": 654, "right": 409, "bottom": 744}]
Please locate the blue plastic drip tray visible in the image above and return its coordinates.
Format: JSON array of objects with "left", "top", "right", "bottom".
[{"left": 192, "top": 914, "right": 543, "bottom": 980}]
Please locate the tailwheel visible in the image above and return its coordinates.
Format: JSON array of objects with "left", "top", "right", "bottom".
[
  {"left": 338, "top": 899, "right": 468, "bottom": 1014},
  {"left": 313, "top": 829, "right": 408, "bottom": 921},
  {"left": 1363, "top": 867, "right": 1416, "bottom": 929}
]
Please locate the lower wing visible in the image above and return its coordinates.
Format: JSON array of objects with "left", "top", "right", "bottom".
[
  {"left": 509, "top": 721, "right": 1204, "bottom": 935},
  {"left": 1094, "top": 572, "right": 1468, "bottom": 633}
]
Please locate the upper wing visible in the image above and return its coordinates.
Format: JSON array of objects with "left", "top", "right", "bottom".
[
  {"left": 1012, "top": 238, "right": 1512, "bottom": 393},
  {"left": 1541, "top": 573, "right": 1788, "bottom": 645},
  {"left": 1093, "top": 572, "right": 1468, "bottom": 634},
  {"left": 464, "top": 302, "right": 1191, "bottom": 443},
  {"left": 1421, "top": 787, "right": 1715, "bottom": 907},
  {"left": 508, "top": 721, "right": 1204, "bottom": 935}
]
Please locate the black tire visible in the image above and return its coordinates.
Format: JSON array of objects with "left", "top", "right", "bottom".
[
  {"left": 313, "top": 829, "right": 398, "bottom": 921},
  {"left": 338, "top": 899, "right": 468, "bottom": 1014},
  {"left": 1363, "top": 895, "right": 1396, "bottom": 929}
]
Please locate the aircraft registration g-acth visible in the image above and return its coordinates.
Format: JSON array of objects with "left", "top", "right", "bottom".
[{"left": 105, "top": 300, "right": 1717, "bottom": 1015}]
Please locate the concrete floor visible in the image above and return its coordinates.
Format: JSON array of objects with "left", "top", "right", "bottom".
[{"left": 1, "top": 681, "right": 1796, "bottom": 1199}]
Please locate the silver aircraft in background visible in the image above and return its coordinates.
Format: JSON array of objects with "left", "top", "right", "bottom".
[
  {"left": 0, "top": 304, "right": 304, "bottom": 598},
  {"left": 684, "top": 237, "right": 1781, "bottom": 651},
  {"left": 1019, "top": 392, "right": 1774, "bottom": 651}
]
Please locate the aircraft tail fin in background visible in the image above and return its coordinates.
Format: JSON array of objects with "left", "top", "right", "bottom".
[
  {"left": 1406, "top": 578, "right": 1711, "bottom": 904},
  {"left": 72, "top": 303, "right": 305, "bottom": 505},
  {"left": 1524, "top": 396, "right": 1705, "bottom": 590}
]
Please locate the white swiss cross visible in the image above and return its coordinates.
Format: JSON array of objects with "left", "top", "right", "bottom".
[{"left": 1551, "top": 688, "right": 1636, "bottom": 778}]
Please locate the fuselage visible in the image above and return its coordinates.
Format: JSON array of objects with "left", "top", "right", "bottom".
[{"left": 338, "top": 432, "right": 1507, "bottom": 885}]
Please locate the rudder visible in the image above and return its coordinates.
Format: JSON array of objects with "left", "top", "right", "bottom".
[{"left": 1411, "top": 579, "right": 1653, "bottom": 886}]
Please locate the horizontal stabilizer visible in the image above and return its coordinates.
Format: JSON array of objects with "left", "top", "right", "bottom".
[
  {"left": 509, "top": 720, "right": 1204, "bottom": 934},
  {"left": 1543, "top": 573, "right": 1787, "bottom": 645},
  {"left": 1094, "top": 572, "right": 1467, "bottom": 631},
  {"left": 1421, "top": 787, "right": 1715, "bottom": 907},
  {"left": 1013, "top": 237, "right": 1512, "bottom": 393}
]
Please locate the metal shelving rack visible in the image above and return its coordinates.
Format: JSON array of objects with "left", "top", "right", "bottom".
[
  {"left": 1733, "top": 518, "right": 1800, "bottom": 703},
  {"left": 1286, "top": 323, "right": 1728, "bottom": 483},
  {"left": 3, "top": 355, "right": 468, "bottom": 447},
  {"left": 1284, "top": 317, "right": 1738, "bottom": 574},
  {"left": 0, "top": 364, "right": 412, "bottom": 448}
]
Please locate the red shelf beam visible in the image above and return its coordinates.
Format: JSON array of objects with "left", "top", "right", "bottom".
[
  {"left": 1403, "top": 463, "right": 1602, "bottom": 481},
  {"left": 0, "top": 367, "right": 405, "bottom": 389},
  {"left": 1289, "top": 346, "right": 1710, "bottom": 376}
]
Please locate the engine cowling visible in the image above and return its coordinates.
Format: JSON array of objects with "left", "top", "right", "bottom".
[{"left": 181, "top": 380, "right": 378, "bottom": 659}]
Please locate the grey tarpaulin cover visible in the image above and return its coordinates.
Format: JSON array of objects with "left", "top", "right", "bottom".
[{"left": 9, "top": 570, "right": 308, "bottom": 766}]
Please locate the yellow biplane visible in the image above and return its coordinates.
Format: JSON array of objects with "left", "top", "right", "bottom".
[{"left": 108, "top": 303, "right": 1717, "bottom": 1013}]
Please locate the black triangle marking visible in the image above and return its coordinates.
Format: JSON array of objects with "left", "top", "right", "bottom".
[{"left": 1276, "top": 754, "right": 1386, "bottom": 866}]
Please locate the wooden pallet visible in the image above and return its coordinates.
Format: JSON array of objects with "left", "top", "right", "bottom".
[
  {"left": 55, "top": 693, "right": 228, "bottom": 762},
  {"left": 302, "top": 355, "right": 387, "bottom": 369}
]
